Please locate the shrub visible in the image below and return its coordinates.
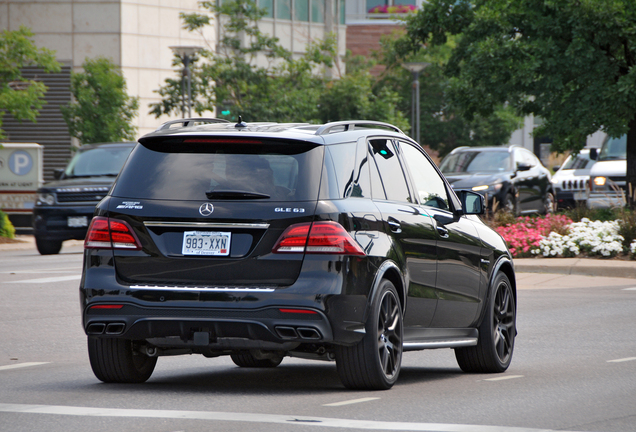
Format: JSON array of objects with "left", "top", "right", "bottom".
[
  {"left": 495, "top": 214, "right": 573, "bottom": 258},
  {"left": 0, "top": 210, "right": 16, "bottom": 239}
]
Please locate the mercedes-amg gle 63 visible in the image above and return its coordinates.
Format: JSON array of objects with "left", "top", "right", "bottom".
[{"left": 80, "top": 119, "right": 517, "bottom": 390}]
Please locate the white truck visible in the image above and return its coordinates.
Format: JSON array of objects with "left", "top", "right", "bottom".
[{"left": 587, "top": 134, "right": 627, "bottom": 208}]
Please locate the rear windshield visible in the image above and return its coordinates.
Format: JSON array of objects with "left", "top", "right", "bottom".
[{"left": 111, "top": 139, "right": 323, "bottom": 201}]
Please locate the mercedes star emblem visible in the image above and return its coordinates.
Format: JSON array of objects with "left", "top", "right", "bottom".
[{"left": 199, "top": 202, "right": 214, "bottom": 216}]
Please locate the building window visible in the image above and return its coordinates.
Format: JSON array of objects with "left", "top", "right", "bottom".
[
  {"left": 276, "top": 0, "right": 292, "bottom": 19},
  {"left": 294, "top": 0, "right": 309, "bottom": 21},
  {"left": 259, "top": 0, "right": 274, "bottom": 17},
  {"left": 310, "top": 0, "right": 324, "bottom": 23}
]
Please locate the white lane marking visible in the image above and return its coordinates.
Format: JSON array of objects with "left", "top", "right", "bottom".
[
  {"left": 607, "top": 357, "right": 636, "bottom": 363},
  {"left": 0, "top": 362, "right": 49, "bottom": 371},
  {"left": 323, "top": 397, "right": 380, "bottom": 407},
  {"left": 5, "top": 275, "right": 81, "bottom": 284},
  {"left": 0, "top": 403, "right": 574, "bottom": 432},
  {"left": 483, "top": 375, "right": 524, "bottom": 382},
  {"left": 622, "top": 288, "right": 636, "bottom": 291}
]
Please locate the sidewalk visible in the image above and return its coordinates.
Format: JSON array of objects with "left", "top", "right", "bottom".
[{"left": 2, "top": 235, "right": 635, "bottom": 279}]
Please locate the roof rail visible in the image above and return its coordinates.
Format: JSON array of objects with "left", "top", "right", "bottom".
[
  {"left": 156, "top": 118, "right": 230, "bottom": 131},
  {"left": 314, "top": 120, "right": 405, "bottom": 136}
]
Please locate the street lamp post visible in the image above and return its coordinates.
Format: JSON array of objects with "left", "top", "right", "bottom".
[
  {"left": 169, "top": 45, "right": 203, "bottom": 118},
  {"left": 402, "top": 62, "right": 430, "bottom": 144}
]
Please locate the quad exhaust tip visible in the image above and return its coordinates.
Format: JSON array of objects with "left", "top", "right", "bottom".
[
  {"left": 275, "top": 326, "right": 321, "bottom": 340},
  {"left": 86, "top": 322, "right": 125, "bottom": 335}
]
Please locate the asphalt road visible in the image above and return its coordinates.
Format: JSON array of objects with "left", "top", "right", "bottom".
[{"left": 1, "top": 243, "right": 635, "bottom": 432}]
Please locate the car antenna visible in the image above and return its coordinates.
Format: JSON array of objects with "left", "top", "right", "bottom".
[{"left": 235, "top": 116, "right": 247, "bottom": 128}]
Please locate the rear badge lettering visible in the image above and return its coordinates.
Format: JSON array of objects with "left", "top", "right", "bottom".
[
  {"left": 199, "top": 202, "right": 214, "bottom": 216},
  {"left": 116, "top": 201, "right": 143, "bottom": 210},
  {"left": 275, "top": 207, "right": 305, "bottom": 213}
]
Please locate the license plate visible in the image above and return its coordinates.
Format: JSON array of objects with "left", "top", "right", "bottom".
[
  {"left": 182, "top": 231, "right": 231, "bottom": 256},
  {"left": 573, "top": 191, "right": 587, "bottom": 200},
  {"left": 68, "top": 216, "right": 88, "bottom": 228}
]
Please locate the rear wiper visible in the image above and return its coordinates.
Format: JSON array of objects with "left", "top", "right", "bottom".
[
  {"left": 66, "top": 173, "right": 118, "bottom": 178},
  {"left": 205, "top": 190, "right": 271, "bottom": 200}
]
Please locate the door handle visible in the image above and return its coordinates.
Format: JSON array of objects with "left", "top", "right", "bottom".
[
  {"left": 437, "top": 226, "right": 449, "bottom": 238},
  {"left": 387, "top": 217, "right": 402, "bottom": 233}
]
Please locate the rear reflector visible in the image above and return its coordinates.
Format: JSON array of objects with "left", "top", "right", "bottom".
[
  {"left": 272, "top": 221, "right": 365, "bottom": 256},
  {"left": 279, "top": 308, "right": 318, "bottom": 314},
  {"left": 85, "top": 216, "right": 142, "bottom": 250},
  {"left": 90, "top": 304, "right": 124, "bottom": 310}
]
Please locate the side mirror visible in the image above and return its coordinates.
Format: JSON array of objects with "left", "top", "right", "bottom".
[
  {"left": 459, "top": 190, "right": 485, "bottom": 215},
  {"left": 53, "top": 169, "right": 65, "bottom": 180},
  {"left": 589, "top": 148, "right": 598, "bottom": 160}
]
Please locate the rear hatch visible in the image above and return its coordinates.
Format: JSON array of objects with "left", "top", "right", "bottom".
[{"left": 107, "top": 136, "right": 324, "bottom": 287}]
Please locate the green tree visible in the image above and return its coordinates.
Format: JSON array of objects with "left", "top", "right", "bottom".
[
  {"left": 0, "top": 26, "right": 61, "bottom": 139},
  {"left": 151, "top": 0, "right": 334, "bottom": 123},
  {"left": 406, "top": 0, "right": 636, "bottom": 203},
  {"left": 374, "top": 32, "right": 521, "bottom": 156},
  {"left": 62, "top": 57, "right": 138, "bottom": 144}
]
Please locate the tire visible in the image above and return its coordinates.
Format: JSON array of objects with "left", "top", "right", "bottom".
[
  {"left": 35, "top": 237, "right": 62, "bottom": 255},
  {"left": 335, "top": 279, "right": 403, "bottom": 390},
  {"left": 88, "top": 337, "right": 157, "bottom": 383},
  {"left": 543, "top": 192, "right": 556, "bottom": 214},
  {"left": 501, "top": 193, "right": 516, "bottom": 215},
  {"left": 230, "top": 350, "right": 283, "bottom": 368},
  {"left": 455, "top": 272, "right": 516, "bottom": 373}
]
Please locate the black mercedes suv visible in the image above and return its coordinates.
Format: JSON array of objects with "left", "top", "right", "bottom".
[{"left": 80, "top": 119, "right": 517, "bottom": 390}]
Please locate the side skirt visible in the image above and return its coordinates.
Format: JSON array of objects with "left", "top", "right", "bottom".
[{"left": 402, "top": 328, "right": 478, "bottom": 351}]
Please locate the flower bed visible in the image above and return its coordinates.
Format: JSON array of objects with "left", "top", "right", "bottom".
[{"left": 494, "top": 215, "right": 636, "bottom": 259}]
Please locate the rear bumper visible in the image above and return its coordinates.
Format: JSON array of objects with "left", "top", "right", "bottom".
[{"left": 83, "top": 303, "right": 337, "bottom": 350}]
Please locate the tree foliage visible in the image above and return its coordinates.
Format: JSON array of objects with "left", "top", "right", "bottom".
[
  {"left": 62, "top": 57, "right": 138, "bottom": 144},
  {"left": 150, "top": 0, "right": 409, "bottom": 128},
  {"left": 406, "top": 0, "right": 636, "bottom": 203},
  {"left": 372, "top": 31, "right": 520, "bottom": 156},
  {"left": 0, "top": 26, "right": 61, "bottom": 139}
]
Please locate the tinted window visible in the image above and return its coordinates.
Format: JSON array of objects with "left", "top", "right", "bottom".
[
  {"left": 64, "top": 145, "right": 133, "bottom": 178},
  {"left": 369, "top": 139, "right": 411, "bottom": 203},
  {"left": 440, "top": 150, "right": 511, "bottom": 173},
  {"left": 113, "top": 140, "right": 322, "bottom": 202},
  {"left": 398, "top": 141, "right": 449, "bottom": 210},
  {"left": 320, "top": 142, "right": 371, "bottom": 200}
]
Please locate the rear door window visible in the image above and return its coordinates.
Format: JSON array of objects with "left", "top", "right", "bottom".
[
  {"left": 112, "top": 139, "right": 323, "bottom": 202},
  {"left": 368, "top": 139, "right": 412, "bottom": 203}
]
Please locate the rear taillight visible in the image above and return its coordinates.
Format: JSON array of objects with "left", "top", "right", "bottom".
[
  {"left": 272, "top": 221, "right": 365, "bottom": 256},
  {"left": 85, "top": 216, "right": 142, "bottom": 250}
]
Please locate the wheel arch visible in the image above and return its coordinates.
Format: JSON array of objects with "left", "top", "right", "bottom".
[
  {"left": 367, "top": 260, "right": 406, "bottom": 318},
  {"left": 478, "top": 256, "right": 516, "bottom": 326}
]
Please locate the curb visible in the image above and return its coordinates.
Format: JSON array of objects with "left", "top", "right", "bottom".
[{"left": 514, "top": 258, "right": 636, "bottom": 279}]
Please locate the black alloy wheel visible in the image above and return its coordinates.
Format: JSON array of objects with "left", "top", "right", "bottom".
[
  {"left": 335, "top": 279, "right": 403, "bottom": 390},
  {"left": 501, "top": 193, "right": 516, "bottom": 215},
  {"left": 455, "top": 272, "right": 516, "bottom": 373},
  {"left": 88, "top": 337, "right": 157, "bottom": 383}
]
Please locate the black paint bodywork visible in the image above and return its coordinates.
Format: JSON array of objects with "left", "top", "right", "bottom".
[{"left": 80, "top": 125, "right": 515, "bottom": 360}]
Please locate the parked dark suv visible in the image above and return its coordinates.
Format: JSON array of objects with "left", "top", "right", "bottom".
[
  {"left": 439, "top": 145, "right": 555, "bottom": 214},
  {"left": 80, "top": 119, "right": 517, "bottom": 390},
  {"left": 32, "top": 142, "right": 135, "bottom": 254}
]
